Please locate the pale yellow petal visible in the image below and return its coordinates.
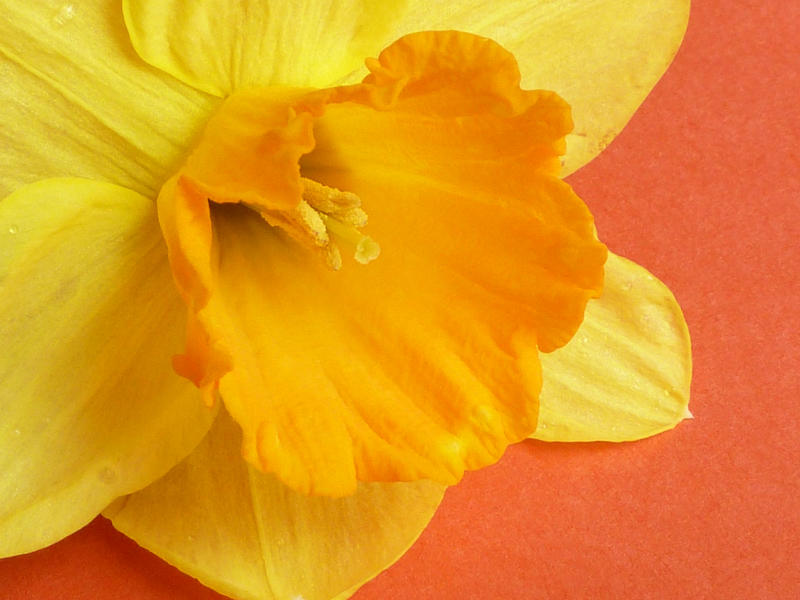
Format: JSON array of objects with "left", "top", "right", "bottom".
[
  {"left": 123, "top": 0, "right": 409, "bottom": 95},
  {"left": 0, "top": 0, "right": 217, "bottom": 198},
  {"left": 0, "top": 179, "right": 216, "bottom": 557},
  {"left": 365, "top": 0, "right": 690, "bottom": 175},
  {"left": 533, "top": 252, "right": 692, "bottom": 442},
  {"left": 106, "top": 410, "right": 445, "bottom": 600}
]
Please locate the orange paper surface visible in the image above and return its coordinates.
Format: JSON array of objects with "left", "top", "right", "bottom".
[{"left": 2, "top": 1, "right": 799, "bottom": 598}]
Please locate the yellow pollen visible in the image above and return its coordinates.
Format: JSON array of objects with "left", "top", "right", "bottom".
[{"left": 297, "top": 177, "right": 380, "bottom": 270}]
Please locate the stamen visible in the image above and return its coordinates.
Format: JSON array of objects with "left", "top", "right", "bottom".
[
  {"left": 295, "top": 200, "right": 329, "bottom": 246},
  {"left": 297, "top": 177, "right": 380, "bottom": 269}
]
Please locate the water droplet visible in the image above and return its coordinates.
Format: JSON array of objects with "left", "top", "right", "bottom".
[
  {"left": 53, "top": 4, "right": 76, "bottom": 26},
  {"left": 187, "top": 535, "right": 195, "bottom": 542},
  {"left": 8, "top": 225, "right": 18, "bottom": 234},
  {"left": 13, "top": 429, "right": 21, "bottom": 436}
]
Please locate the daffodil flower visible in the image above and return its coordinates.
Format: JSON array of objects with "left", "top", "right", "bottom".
[{"left": 0, "top": 1, "right": 692, "bottom": 599}]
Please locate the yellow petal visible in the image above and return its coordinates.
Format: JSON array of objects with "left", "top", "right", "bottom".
[
  {"left": 533, "top": 252, "right": 692, "bottom": 442},
  {"left": 123, "top": 0, "right": 410, "bottom": 95},
  {"left": 0, "top": 179, "right": 216, "bottom": 557},
  {"left": 369, "top": 0, "right": 690, "bottom": 175},
  {"left": 156, "top": 32, "right": 607, "bottom": 495},
  {"left": 105, "top": 410, "right": 445, "bottom": 600},
  {"left": 0, "top": 0, "right": 216, "bottom": 198}
]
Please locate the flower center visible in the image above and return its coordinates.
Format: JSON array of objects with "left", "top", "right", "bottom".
[
  {"left": 294, "top": 177, "right": 380, "bottom": 270},
  {"left": 165, "top": 87, "right": 380, "bottom": 271}
]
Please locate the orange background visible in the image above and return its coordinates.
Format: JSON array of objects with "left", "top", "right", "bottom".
[{"left": 2, "top": 1, "right": 799, "bottom": 598}]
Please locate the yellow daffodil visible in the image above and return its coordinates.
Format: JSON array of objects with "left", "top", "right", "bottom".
[{"left": 0, "top": 1, "right": 692, "bottom": 599}]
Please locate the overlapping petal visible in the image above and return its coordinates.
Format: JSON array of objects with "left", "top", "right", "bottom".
[
  {"left": 106, "top": 410, "right": 445, "bottom": 600},
  {"left": 535, "top": 253, "right": 692, "bottom": 441},
  {"left": 157, "top": 32, "right": 606, "bottom": 496},
  {"left": 1, "top": 0, "right": 689, "bottom": 202},
  {"left": 359, "top": 0, "right": 691, "bottom": 175},
  {"left": 123, "top": 0, "right": 410, "bottom": 96},
  {"left": 0, "top": 179, "right": 215, "bottom": 557},
  {"left": 0, "top": 0, "right": 216, "bottom": 199},
  {"left": 119, "top": 0, "right": 689, "bottom": 178},
  {"left": 313, "top": 31, "right": 609, "bottom": 353}
]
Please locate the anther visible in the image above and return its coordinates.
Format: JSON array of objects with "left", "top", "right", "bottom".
[{"left": 299, "top": 178, "right": 380, "bottom": 269}]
